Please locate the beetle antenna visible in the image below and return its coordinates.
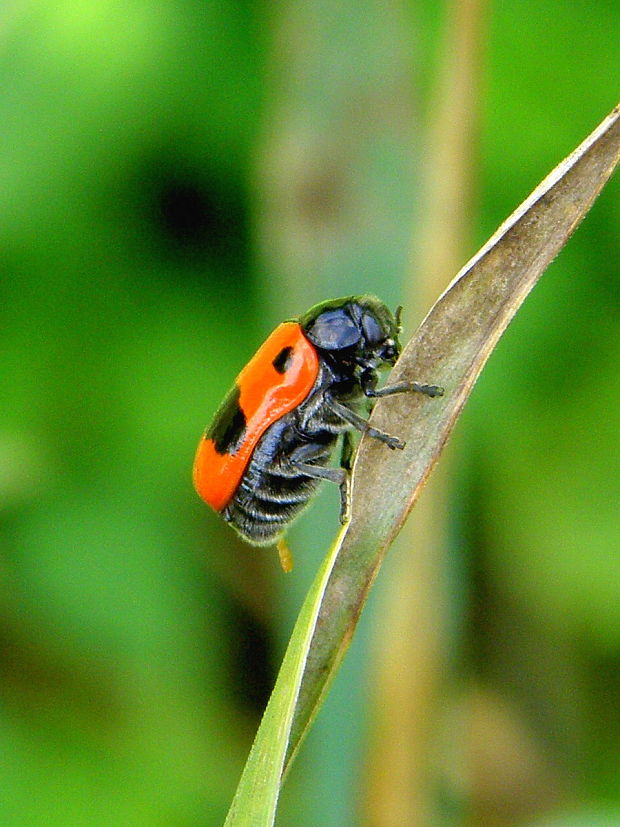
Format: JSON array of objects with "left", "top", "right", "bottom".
[{"left": 394, "top": 305, "right": 403, "bottom": 332}]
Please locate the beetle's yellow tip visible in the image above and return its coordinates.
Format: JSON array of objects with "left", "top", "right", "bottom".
[{"left": 276, "top": 538, "right": 294, "bottom": 573}]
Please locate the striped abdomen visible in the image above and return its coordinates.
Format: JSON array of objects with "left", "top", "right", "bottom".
[{"left": 223, "top": 392, "right": 350, "bottom": 545}]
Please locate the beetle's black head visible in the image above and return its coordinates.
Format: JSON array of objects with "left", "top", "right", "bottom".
[{"left": 299, "top": 295, "right": 402, "bottom": 373}]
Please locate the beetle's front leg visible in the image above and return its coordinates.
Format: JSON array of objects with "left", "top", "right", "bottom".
[{"left": 361, "top": 371, "right": 444, "bottom": 399}]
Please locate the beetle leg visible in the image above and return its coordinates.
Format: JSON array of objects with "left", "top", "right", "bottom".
[
  {"left": 325, "top": 394, "right": 405, "bottom": 450},
  {"left": 340, "top": 430, "right": 355, "bottom": 472},
  {"left": 288, "top": 457, "right": 350, "bottom": 524},
  {"left": 361, "top": 371, "right": 444, "bottom": 399},
  {"left": 373, "top": 381, "right": 444, "bottom": 398}
]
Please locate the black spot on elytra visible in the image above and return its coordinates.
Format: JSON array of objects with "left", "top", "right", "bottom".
[
  {"left": 272, "top": 346, "right": 293, "bottom": 374},
  {"left": 206, "top": 385, "right": 247, "bottom": 455}
]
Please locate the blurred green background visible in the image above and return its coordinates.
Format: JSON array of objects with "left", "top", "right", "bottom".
[{"left": 1, "top": 1, "right": 618, "bottom": 825}]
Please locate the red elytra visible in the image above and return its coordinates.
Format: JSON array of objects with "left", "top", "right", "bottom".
[{"left": 193, "top": 322, "right": 319, "bottom": 512}]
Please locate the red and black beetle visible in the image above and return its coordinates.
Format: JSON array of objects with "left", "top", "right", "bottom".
[{"left": 193, "top": 295, "right": 442, "bottom": 562}]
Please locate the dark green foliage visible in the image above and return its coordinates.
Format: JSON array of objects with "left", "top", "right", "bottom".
[{"left": 0, "top": 1, "right": 618, "bottom": 824}]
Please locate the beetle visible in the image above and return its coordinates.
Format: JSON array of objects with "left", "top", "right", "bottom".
[{"left": 193, "top": 295, "right": 442, "bottom": 567}]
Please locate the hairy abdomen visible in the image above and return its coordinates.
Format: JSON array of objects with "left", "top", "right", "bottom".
[{"left": 223, "top": 412, "right": 340, "bottom": 545}]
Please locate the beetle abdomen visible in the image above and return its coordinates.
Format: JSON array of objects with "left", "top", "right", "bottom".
[{"left": 223, "top": 409, "right": 341, "bottom": 545}]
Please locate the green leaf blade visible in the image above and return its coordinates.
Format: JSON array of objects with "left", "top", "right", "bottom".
[{"left": 224, "top": 533, "right": 343, "bottom": 826}]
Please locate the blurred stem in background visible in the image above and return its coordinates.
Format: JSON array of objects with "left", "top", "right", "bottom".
[
  {"left": 363, "top": 0, "right": 486, "bottom": 823},
  {"left": 256, "top": 0, "right": 420, "bottom": 823}
]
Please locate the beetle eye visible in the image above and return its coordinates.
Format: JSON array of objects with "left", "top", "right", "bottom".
[{"left": 361, "top": 312, "right": 383, "bottom": 345}]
